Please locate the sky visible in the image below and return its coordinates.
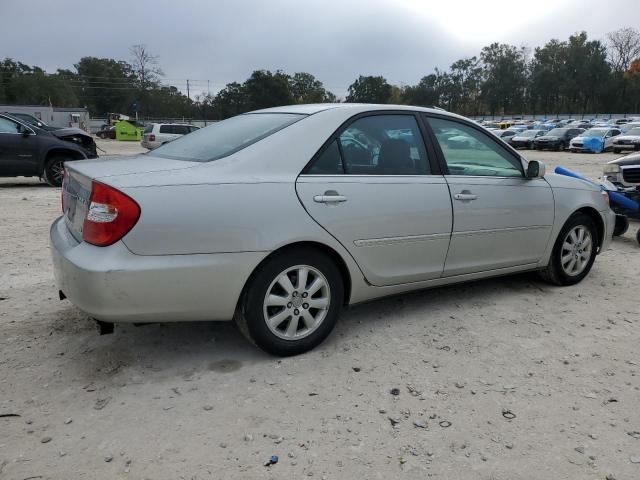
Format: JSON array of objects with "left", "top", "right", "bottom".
[{"left": 1, "top": 0, "right": 639, "bottom": 98}]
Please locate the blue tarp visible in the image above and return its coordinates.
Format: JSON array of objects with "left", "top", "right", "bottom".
[{"left": 582, "top": 136, "right": 604, "bottom": 153}]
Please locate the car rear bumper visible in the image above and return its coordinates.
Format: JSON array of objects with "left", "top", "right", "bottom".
[
  {"left": 49, "top": 216, "right": 266, "bottom": 323},
  {"left": 141, "top": 140, "right": 161, "bottom": 150}
]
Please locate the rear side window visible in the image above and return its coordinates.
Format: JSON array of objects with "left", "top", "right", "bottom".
[
  {"left": 173, "top": 125, "right": 189, "bottom": 135},
  {"left": 306, "top": 114, "right": 430, "bottom": 175},
  {"left": 152, "top": 113, "right": 305, "bottom": 162},
  {"left": 159, "top": 125, "right": 172, "bottom": 134},
  {"left": 143, "top": 125, "right": 153, "bottom": 134}
]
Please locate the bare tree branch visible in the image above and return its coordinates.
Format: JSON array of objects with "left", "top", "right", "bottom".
[{"left": 607, "top": 27, "right": 640, "bottom": 72}]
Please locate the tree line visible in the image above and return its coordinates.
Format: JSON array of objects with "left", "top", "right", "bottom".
[{"left": 1, "top": 28, "right": 640, "bottom": 120}]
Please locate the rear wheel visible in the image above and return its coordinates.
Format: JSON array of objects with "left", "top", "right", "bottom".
[
  {"left": 236, "top": 248, "right": 344, "bottom": 356},
  {"left": 539, "top": 212, "right": 598, "bottom": 286},
  {"left": 613, "top": 148, "right": 621, "bottom": 154},
  {"left": 43, "top": 155, "right": 67, "bottom": 187}
]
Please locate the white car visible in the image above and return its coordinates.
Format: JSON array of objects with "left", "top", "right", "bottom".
[
  {"left": 569, "top": 128, "right": 622, "bottom": 152},
  {"left": 612, "top": 127, "right": 640, "bottom": 153},
  {"left": 141, "top": 123, "right": 199, "bottom": 150}
]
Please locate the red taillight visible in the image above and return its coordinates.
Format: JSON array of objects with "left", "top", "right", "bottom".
[
  {"left": 82, "top": 181, "right": 140, "bottom": 247},
  {"left": 149, "top": 134, "right": 156, "bottom": 141}
]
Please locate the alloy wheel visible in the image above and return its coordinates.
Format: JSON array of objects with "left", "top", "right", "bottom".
[
  {"left": 263, "top": 265, "right": 331, "bottom": 340},
  {"left": 560, "top": 226, "right": 592, "bottom": 276}
]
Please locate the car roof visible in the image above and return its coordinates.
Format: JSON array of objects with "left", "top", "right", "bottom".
[{"left": 251, "top": 103, "right": 455, "bottom": 116}]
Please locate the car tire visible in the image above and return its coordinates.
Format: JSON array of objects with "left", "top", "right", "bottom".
[
  {"left": 236, "top": 248, "right": 344, "bottom": 356},
  {"left": 98, "top": 133, "right": 106, "bottom": 139},
  {"left": 613, "top": 148, "right": 621, "bottom": 154},
  {"left": 559, "top": 142, "right": 566, "bottom": 151},
  {"left": 636, "top": 228, "right": 640, "bottom": 245},
  {"left": 538, "top": 212, "right": 598, "bottom": 286},
  {"left": 43, "top": 155, "right": 67, "bottom": 187}
]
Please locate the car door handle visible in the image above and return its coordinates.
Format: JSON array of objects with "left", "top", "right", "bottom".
[
  {"left": 453, "top": 192, "right": 478, "bottom": 201},
  {"left": 313, "top": 194, "right": 347, "bottom": 204}
]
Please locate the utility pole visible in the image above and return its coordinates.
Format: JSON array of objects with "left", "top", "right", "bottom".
[
  {"left": 207, "top": 79, "right": 210, "bottom": 96},
  {"left": 187, "top": 79, "right": 191, "bottom": 102}
]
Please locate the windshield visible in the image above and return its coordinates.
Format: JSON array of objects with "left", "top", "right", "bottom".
[
  {"left": 546, "top": 128, "right": 568, "bottom": 136},
  {"left": 152, "top": 113, "right": 306, "bottom": 162},
  {"left": 584, "top": 128, "right": 608, "bottom": 138}
]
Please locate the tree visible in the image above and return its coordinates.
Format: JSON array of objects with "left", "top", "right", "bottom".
[
  {"left": 211, "top": 82, "right": 249, "bottom": 119},
  {"left": 402, "top": 72, "right": 446, "bottom": 107},
  {"left": 243, "top": 70, "right": 294, "bottom": 110},
  {"left": 289, "top": 72, "right": 334, "bottom": 103},
  {"left": 479, "top": 43, "right": 528, "bottom": 116},
  {"left": 71, "top": 57, "right": 136, "bottom": 115},
  {"left": 607, "top": 27, "right": 640, "bottom": 73},
  {"left": 130, "top": 44, "right": 163, "bottom": 115},
  {"left": 345, "top": 75, "right": 392, "bottom": 103}
]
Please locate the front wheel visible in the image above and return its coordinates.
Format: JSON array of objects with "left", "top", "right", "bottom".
[
  {"left": 538, "top": 212, "right": 598, "bottom": 286},
  {"left": 613, "top": 148, "right": 621, "bottom": 154},
  {"left": 43, "top": 156, "right": 66, "bottom": 187},
  {"left": 236, "top": 248, "right": 344, "bottom": 356}
]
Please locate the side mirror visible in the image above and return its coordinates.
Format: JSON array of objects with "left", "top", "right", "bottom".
[
  {"left": 526, "top": 160, "right": 545, "bottom": 179},
  {"left": 19, "top": 125, "right": 31, "bottom": 137}
]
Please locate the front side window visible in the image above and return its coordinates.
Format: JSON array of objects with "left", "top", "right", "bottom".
[
  {"left": 153, "top": 113, "right": 305, "bottom": 162},
  {"left": 0, "top": 117, "right": 20, "bottom": 133},
  {"left": 427, "top": 117, "right": 523, "bottom": 177},
  {"left": 159, "top": 125, "right": 172, "bottom": 134}
]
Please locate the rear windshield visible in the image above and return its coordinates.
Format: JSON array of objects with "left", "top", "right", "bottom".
[{"left": 152, "top": 113, "right": 306, "bottom": 162}]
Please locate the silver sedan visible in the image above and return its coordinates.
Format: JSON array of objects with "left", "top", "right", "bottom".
[{"left": 51, "top": 104, "right": 615, "bottom": 355}]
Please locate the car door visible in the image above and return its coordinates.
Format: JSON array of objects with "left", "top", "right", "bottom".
[
  {"left": 296, "top": 113, "right": 453, "bottom": 286},
  {"left": 605, "top": 129, "right": 621, "bottom": 149},
  {"left": 0, "top": 116, "right": 39, "bottom": 176},
  {"left": 424, "top": 115, "right": 555, "bottom": 277}
]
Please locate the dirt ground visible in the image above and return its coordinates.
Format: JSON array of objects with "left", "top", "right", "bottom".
[{"left": 1, "top": 140, "right": 639, "bottom": 480}]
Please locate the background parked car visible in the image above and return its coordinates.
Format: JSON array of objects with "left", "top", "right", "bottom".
[
  {"left": 612, "top": 127, "right": 640, "bottom": 153},
  {"left": 0, "top": 112, "right": 97, "bottom": 186},
  {"left": 603, "top": 151, "right": 640, "bottom": 188},
  {"left": 508, "top": 129, "right": 547, "bottom": 149},
  {"left": 492, "top": 129, "right": 518, "bottom": 140},
  {"left": 534, "top": 128, "right": 584, "bottom": 151},
  {"left": 570, "top": 127, "right": 621, "bottom": 152},
  {"left": 141, "top": 123, "right": 199, "bottom": 150}
]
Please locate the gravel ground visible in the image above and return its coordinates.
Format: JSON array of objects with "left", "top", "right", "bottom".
[{"left": 1, "top": 140, "right": 639, "bottom": 479}]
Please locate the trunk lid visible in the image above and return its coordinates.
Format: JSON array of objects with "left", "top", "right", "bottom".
[
  {"left": 67, "top": 154, "right": 197, "bottom": 179},
  {"left": 62, "top": 154, "right": 200, "bottom": 240}
]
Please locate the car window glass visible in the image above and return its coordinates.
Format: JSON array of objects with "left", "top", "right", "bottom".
[
  {"left": 153, "top": 113, "right": 305, "bottom": 162},
  {"left": 336, "top": 115, "right": 429, "bottom": 175},
  {"left": 0, "top": 117, "right": 20, "bottom": 133},
  {"left": 144, "top": 125, "right": 153, "bottom": 134},
  {"left": 159, "top": 125, "right": 172, "bottom": 134},
  {"left": 308, "top": 140, "right": 344, "bottom": 175},
  {"left": 427, "top": 117, "right": 523, "bottom": 177}
]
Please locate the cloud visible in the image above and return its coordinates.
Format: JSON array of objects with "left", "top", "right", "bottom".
[{"left": 1, "top": 0, "right": 639, "bottom": 97}]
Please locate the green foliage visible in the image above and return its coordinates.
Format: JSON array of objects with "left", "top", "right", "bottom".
[{"left": 345, "top": 76, "right": 392, "bottom": 103}]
